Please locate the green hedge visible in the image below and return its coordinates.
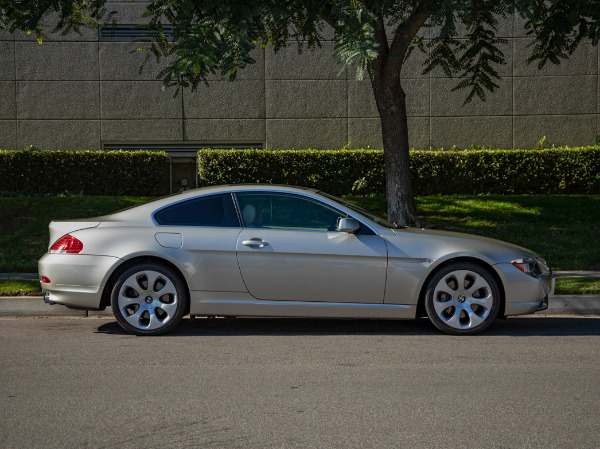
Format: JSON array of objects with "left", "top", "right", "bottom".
[
  {"left": 198, "top": 147, "right": 600, "bottom": 196},
  {"left": 0, "top": 149, "right": 170, "bottom": 195},
  {"left": 198, "top": 148, "right": 385, "bottom": 195}
]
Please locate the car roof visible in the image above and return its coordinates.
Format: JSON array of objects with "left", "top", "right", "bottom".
[{"left": 106, "top": 184, "right": 322, "bottom": 222}]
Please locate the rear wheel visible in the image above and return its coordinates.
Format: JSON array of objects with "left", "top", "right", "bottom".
[
  {"left": 111, "top": 263, "right": 188, "bottom": 336},
  {"left": 424, "top": 262, "right": 500, "bottom": 335}
]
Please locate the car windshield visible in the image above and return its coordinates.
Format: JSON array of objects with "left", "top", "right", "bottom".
[{"left": 317, "top": 192, "right": 403, "bottom": 229}]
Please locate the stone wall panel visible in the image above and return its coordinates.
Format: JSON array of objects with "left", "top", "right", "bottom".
[
  {"left": 100, "top": 42, "right": 165, "bottom": 81},
  {"left": 513, "top": 38, "right": 598, "bottom": 76},
  {"left": 514, "top": 115, "right": 597, "bottom": 148},
  {"left": 431, "top": 77, "right": 512, "bottom": 116},
  {"left": 17, "top": 120, "right": 101, "bottom": 150},
  {"left": 266, "top": 119, "right": 347, "bottom": 149},
  {"left": 0, "top": 120, "right": 17, "bottom": 150},
  {"left": 101, "top": 81, "right": 181, "bottom": 119},
  {"left": 0, "top": 81, "right": 16, "bottom": 118},
  {"left": 102, "top": 119, "right": 182, "bottom": 142},
  {"left": 184, "top": 81, "right": 265, "bottom": 119},
  {"left": 0, "top": 42, "right": 15, "bottom": 80},
  {"left": 17, "top": 81, "right": 99, "bottom": 119},
  {"left": 266, "top": 42, "right": 342, "bottom": 80},
  {"left": 185, "top": 119, "right": 266, "bottom": 142},
  {"left": 514, "top": 76, "right": 596, "bottom": 116},
  {"left": 431, "top": 116, "right": 512, "bottom": 149},
  {"left": 16, "top": 42, "right": 98, "bottom": 80},
  {"left": 266, "top": 80, "right": 346, "bottom": 119}
]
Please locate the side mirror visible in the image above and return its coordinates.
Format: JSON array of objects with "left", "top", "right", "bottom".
[{"left": 337, "top": 217, "right": 360, "bottom": 234}]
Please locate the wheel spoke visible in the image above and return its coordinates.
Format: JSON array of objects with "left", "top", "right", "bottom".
[
  {"left": 443, "top": 307, "right": 462, "bottom": 328},
  {"left": 122, "top": 307, "right": 144, "bottom": 327},
  {"left": 434, "top": 285, "right": 456, "bottom": 299},
  {"left": 143, "top": 271, "right": 161, "bottom": 293},
  {"left": 433, "top": 297, "right": 453, "bottom": 316},
  {"left": 121, "top": 279, "right": 143, "bottom": 298},
  {"left": 470, "top": 293, "right": 493, "bottom": 310},
  {"left": 146, "top": 311, "right": 164, "bottom": 330},
  {"left": 442, "top": 274, "right": 460, "bottom": 291},
  {"left": 465, "top": 275, "right": 490, "bottom": 296},
  {"left": 453, "top": 271, "right": 468, "bottom": 290},
  {"left": 155, "top": 278, "right": 177, "bottom": 296},
  {"left": 156, "top": 301, "right": 177, "bottom": 318},
  {"left": 465, "top": 308, "right": 486, "bottom": 327},
  {"left": 118, "top": 292, "right": 140, "bottom": 308}
]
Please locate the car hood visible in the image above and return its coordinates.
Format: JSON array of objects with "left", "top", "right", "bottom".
[{"left": 385, "top": 227, "right": 538, "bottom": 265}]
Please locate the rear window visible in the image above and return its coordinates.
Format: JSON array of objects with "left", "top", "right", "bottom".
[{"left": 154, "top": 193, "right": 240, "bottom": 227}]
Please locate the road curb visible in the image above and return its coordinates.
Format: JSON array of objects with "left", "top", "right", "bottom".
[
  {"left": 1, "top": 295, "right": 600, "bottom": 317},
  {"left": 0, "top": 297, "right": 113, "bottom": 317}
]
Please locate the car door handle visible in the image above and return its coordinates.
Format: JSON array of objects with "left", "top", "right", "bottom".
[{"left": 242, "top": 239, "right": 269, "bottom": 248}]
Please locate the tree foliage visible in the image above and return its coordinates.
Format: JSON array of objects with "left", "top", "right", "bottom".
[
  {"left": 135, "top": 1, "right": 600, "bottom": 102},
  {"left": 0, "top": 0, "right": 111, "bottom": 42}
]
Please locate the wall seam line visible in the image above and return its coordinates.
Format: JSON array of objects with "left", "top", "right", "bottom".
[
  {"left": 264, "top": 47, "right": 268, "bottom": 148},
  {"left": 98, "top": 38, "right": 101, "bottom": 148},
  {"left": 14, "top": 39, "right": 18, "bottom": 149},
  {"left": 511, "top": 14, "right": 515, "bottom": 149}
]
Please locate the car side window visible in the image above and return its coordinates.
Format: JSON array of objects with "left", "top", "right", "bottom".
[
  {"left": 235, "top": 192, "right": 352, "bottom": 231},
  {"left": 154, "top": 193, "right": 240, "bottom": 227}
]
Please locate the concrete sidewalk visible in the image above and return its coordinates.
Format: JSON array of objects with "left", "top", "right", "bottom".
[{"left": 1, "top": 295, "right": 599, "bottom": 317}]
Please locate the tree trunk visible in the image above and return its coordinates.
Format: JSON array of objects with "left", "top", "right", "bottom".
[{"left": 371, "top": 75, "right": 421, "bottom": 227}]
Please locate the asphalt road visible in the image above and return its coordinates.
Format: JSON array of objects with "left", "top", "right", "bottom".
[{"left": 1, "top": 316, "right": 599, "bottom": 449}]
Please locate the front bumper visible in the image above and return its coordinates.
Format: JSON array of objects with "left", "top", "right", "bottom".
[
  {"left": 38, "top": 253, "right": 121, "bottom": 310},
  {"left": 496, "top": 263, "right": 554, "bottom": 316}
]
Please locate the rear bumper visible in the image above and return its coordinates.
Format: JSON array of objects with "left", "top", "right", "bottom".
[
  {"left": 43, "top": 289, "right": 105, "bottom": 310},
  {"left": 38, "top": 253, "right": 120, "bottom": 310}
]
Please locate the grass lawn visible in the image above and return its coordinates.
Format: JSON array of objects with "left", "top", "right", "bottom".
[
  {"left": 0, "top": 194, "right": 598, "bottom": 273},
  {"left": 554, "top": 277, "right": 600, "bottom": 295},
  {"left": 0, "top": 280, "right": 42, "bottom": 296}
]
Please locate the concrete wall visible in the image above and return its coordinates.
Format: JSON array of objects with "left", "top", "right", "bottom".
[{"left": 0, "top": 4, "right": 598, "bottom": 150}]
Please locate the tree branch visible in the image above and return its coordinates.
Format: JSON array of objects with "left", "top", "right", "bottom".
[
  {"left": 388, "top": 0, "right": 433, "bottom": 73},
  {"left": 298, "top": 0, "right": 344, "bottom": 35}
]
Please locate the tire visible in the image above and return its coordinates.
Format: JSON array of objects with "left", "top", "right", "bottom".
[
  {"left": 424, "top": 262, "right": 501, "bottom": 335},
  {"left": 111, "top": 263, "right": 189, "bottom": 336}
]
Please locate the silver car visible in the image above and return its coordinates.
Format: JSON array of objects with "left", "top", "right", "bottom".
[{"left": 39, "top": 185, "right": 553, "bottom": 336}]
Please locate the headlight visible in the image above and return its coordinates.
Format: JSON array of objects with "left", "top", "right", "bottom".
[{"left": 511, "top": 257, "right": 550, "bottom": 277}]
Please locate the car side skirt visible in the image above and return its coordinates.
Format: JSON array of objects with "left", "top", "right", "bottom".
[{"left": 190, "top": 291, "right": 416, "bottom": 319}]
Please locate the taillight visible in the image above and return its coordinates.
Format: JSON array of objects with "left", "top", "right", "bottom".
[
  {"left": 41, "top": 276, "right": 51, "bottom": 284},
  {"left": 50, "top": 234, "right": 83, "bottom": 254}
]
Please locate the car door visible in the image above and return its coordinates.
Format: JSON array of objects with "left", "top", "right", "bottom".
[
  {"left": 234, "top": 192, "right": 387, "bottom": 303},
  {"left": 153, "top": 193, "right": 246, "bottom": 292}
]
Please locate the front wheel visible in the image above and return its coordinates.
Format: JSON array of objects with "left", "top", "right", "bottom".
[
  {"left": 111, "top": 263, "right": 189, "bottom": 336},
  {"left": 424, "top": 262, "right": 501, "bottom": 335}
]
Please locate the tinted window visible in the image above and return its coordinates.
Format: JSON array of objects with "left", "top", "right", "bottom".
[
  {"left": 235, "top": 193, "right": 346, "bottom": 231},
  {"left": 154, "top": 194, "right": 240, "bottom": 227}
]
